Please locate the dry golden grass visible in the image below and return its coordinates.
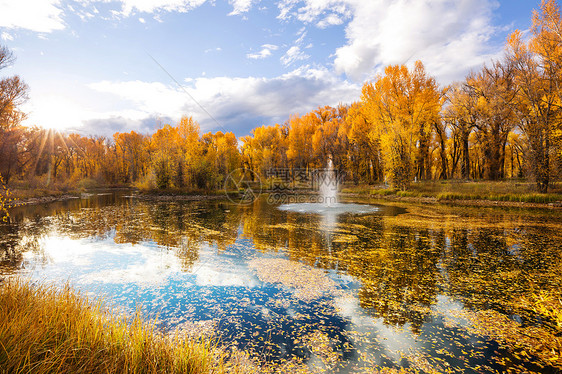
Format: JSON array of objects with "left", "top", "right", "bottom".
[
  {"left": 342, "top": 180, "right": 562, "bottom": 204},
  {"left": 0, "top": 278, "right": 256, "bottom": 374}
]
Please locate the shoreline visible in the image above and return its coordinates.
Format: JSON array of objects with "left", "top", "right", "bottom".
[
  {"left": 6, "top": 189, "right": 230, "bottom": 208},
  {"left": 5, "top": 188, "right": 562, "bottom": 210},
  {"left": 6, "top": 193, "right": 80, "bottom": 208},
  {"left": 135, "top": 194, "right": 227, "bottom": 202},
  {"left": 340, "top": 192, "right": 562, "bottom": 209}
]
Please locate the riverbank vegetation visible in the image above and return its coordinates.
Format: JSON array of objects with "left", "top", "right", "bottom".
[
  {"left": 341, "top": 180, "right": 562, "bottom": 204},
  {"left": 1, "top": 1, "right": 562, "bottom": 200},
  {"left": 0, "top": 278, "right": 255, "bottom": 374}
]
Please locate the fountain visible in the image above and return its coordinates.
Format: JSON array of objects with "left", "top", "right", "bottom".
[
  {"left": 277, "top": 160, "right": 379, "bottom": 217},
  {"left": 319, "top": 159, "right": 338, "bottom": 205}
]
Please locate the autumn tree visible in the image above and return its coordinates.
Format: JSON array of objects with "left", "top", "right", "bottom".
[
  {"left": 201, "top": 131, "right": 240, "bottom": 189},
  {"left": 345, "top": 102, "right": 383, "bottom": 183},
  {"left": 286, "top": 114, "right": 316, "bottom": 170},
  {"left": 444, "top": 82, "right": 480, "bottom": 179},
  {"left": 505, "top": 132, "right": 525, "bottom": 178},
  {"left": 310, "top": 105, "right": 348, "bottom": 169},
  {"left": 176, "top": 115, "right": 202, "bottom": 187},
  {"left": 473, "top": 61, "right": 519, "bottom": 180},
  {"left": 505, "top": 0, "right": 562, "bottom": 192},
  {"left": 0, "top": 45, "right": 29, "bottom": 184},
  {"left": 150, "top": 124, "right": 182, "bottom": 189},
  {"left": 114, "top": 131, "right": 148, "bottom": 183},
  {"left": 241, "top": 124, "right": 288, "bottom": 176},
  {"left": 361, "top": 61, "right": 443, "bottom": 189}
]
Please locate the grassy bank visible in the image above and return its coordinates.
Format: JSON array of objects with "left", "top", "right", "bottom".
[
  {"left": 5, "top": 176, "right": 135, "bottom": 202},
  {"left": 6, "top": 178, "right": 562, "bottom": 207},
  {"left": 342, "top": 180, "right": 562, "bottom": 205},
  {"left": 0, "top": 278, "right": 255, "bottom": 374}
]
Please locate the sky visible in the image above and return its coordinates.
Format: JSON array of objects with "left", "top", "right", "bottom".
[{"left": 0, "top": 0, "right": 542, "bottom": 137}]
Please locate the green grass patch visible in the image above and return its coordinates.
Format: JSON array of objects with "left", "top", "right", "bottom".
[
  {"left": 369, "top": 188, "right": 397, "bottom": 196},
  {"left": 395, "top": 190, "right": 422, "bottom": 198},
  {"left": 0, "top": 278, "right": 255, "bottom": 374},
  {"left": 341, "top": 186, "right": 397, "bottom": 196},
  {"left": 435, "top": 191, "right": 562, "bottom": 203},
  {"left": 342, "top": 180, "right": 562, "bottom": 205}
]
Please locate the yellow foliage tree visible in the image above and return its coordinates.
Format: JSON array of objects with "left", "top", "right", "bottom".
[
  {"left": 505, "top": 0, "right": 562, "bottom": 192},
  {"left": 361, "top": 61, "right": 443, "bottom": 189}
]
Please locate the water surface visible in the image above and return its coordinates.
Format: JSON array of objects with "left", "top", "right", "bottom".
[{"left": 1, "top": 192, "right": 561, "bottom": 373}]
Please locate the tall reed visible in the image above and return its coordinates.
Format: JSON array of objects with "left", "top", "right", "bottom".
[{"left": 0, "top": 278, "right": 255, "bottom": 374}]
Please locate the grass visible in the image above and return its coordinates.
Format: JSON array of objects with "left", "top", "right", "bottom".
[
  {"left": 137, "top": 187, "right": 229, "bottom": 196},
  {"left": 434, "top": 191, "right": 562, "bottom": 203},
  {"left": 409, "top": 179, "right": 560, "bottom": 194},
  {"left": 340, "top": 186, "right": 396, "bottom": 196},
  {"left": 0, "top": 278, "right": 256, "bottom": 374},
  {"left": 341, "top": 180, "right": 562, "bottom": 205},
  {"left": 8, "top": 188, "right": 74, "bottom": 201},
  {"left": 5, "top": 175, "right": 133, "bottom": 202}
]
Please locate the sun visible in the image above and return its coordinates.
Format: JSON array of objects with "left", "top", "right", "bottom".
[{"left": 23, "top": 95, "right": 86, "bottom": 132}]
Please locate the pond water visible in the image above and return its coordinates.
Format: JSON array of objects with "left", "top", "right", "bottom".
[{"left": 1, "top": 192, "right": 561, "bottom": 373}]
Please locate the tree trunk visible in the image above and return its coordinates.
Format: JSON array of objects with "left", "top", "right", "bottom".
[
  {"left": 461, "top": 130, "right": 470, "bottom": 179},
  {"left": 485, "top": 126, "right": 502, "bottom": 180},
  {"left": 416, "top": 134, "right": 429, "bottom": 180},
  {"left": 435, "top": 126, "right": 448, "bottom": 180},
  {"left": 536, "top": 127, "right": 550, "bottom": 193}
]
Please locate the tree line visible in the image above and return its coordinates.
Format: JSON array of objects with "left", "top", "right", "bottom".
[
  {"left": 0, "top": 115, "right": 241, "bottom": 191},
  {"left": 1, "top": 0, "right": 562, "bottom": 193},
  {"left": 242, "top": 1, "right": 562, "bottom": 192}
]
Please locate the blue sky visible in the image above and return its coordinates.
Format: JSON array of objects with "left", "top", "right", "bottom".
[{"left": 0, "top": 0, "right": 541, "bottom": 137}]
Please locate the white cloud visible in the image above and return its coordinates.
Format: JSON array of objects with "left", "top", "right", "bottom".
[
  {"left": 1, "top": 32, "right": 13, "bottom": 41},
  {"left": 277, "top": 0, "right": 350, "bottom": 22},
  {"left": 280, "top": 0, "right": 503, "bottom": 84},
  {"left": 316, "top": 13, "right": 346, "bottom": 29},
  {"left": 24, "top": 68, "right": 358, "bottom": 136},
  {"left": 88, "top": 80, "right": 187, "bottom": 118},
  {"left": 281, "top": 29, "right": 310, "bottom": 66},
  {"left": 228, "top": 0, "right": 257, "bottom": 16},
  {"left": 117, "top": 0, "right": 208, "bottom": 16},
  {"left": 333, "top": 295, "right": 423, "bottom": 362},
  {"left": 246, "top": 44, "right": 277, "bottom": 59},
  {"left": 0, "top": 0, "right": 213, "bottom": 32},
  {"left": 247, "top": 49, "right": 272, "bottom": 59},
  {"left": 0, "top": 0, "right": 65, "bottom": 33},
  {"left": 82, "top": 67, "right": 359, "bottom": 135},
  {"left": 277, "top": 0, "right": 301, "bottom": 21},
  {"left": 295, "top": 28, "right": 307, "bottom": 44},
  {"left": 204, "top": 47, "right": 222, "bottom": 53},
  {"left": 281, "top": 45, "right": 309, "bottom": 66},
  {"left": 23, "top": 234, "right": 186, "bottom": 286},
  {"left": 21, "top": 88, "right": 173, "bottom": 135}
]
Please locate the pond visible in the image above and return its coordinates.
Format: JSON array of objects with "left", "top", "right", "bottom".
[{"left": 1, "top": 192, "right": 561, "bottom": 373}]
